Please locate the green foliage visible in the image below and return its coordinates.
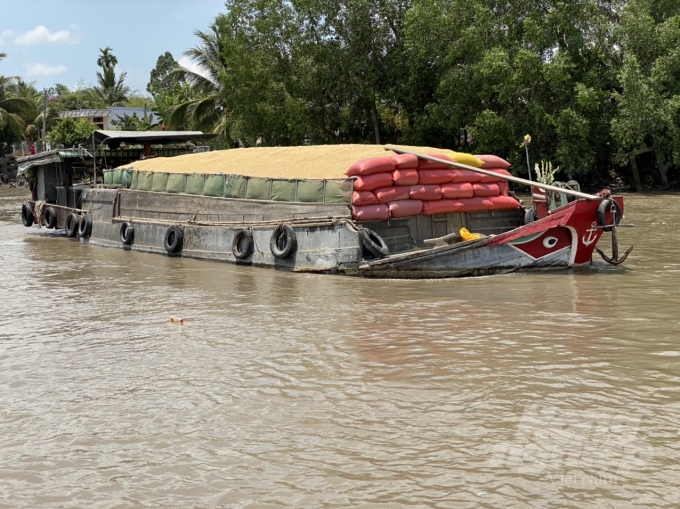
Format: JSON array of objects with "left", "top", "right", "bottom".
[
  {"left": 110, "top": 111, "right": 156, "bottom": 131},
  {"left": 125, "top": 92, "right": 154, "bottom": 108},
  {"left": 94, "top": 47, "right": 129, "bottom": 106},
  {"left": 1, "top": 53, "right": 38, "bottom": 144},
  {"left": 0, "top": 125, "right": 22, "bottom": 147},
  {"left": 165, "top": 22, "right": 233, "bottom": 147},
  {"left": 147, "top": 52, "right": 178, "bottom": 97},
  {"left": 47, "top": 117, "right": 97, "bottom": 148},
  {"left": 612, "top": 0, "right": 680, "bottom": 166},
  {"left": 7, "top": 0, "right": 680, "bottom": 181}
]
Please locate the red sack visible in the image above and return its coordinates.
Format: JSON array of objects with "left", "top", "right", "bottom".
[
  {"left": 392, "top": 169, "right": 419, "bottom": 186},
  {"left": 490, "top": 195, "right": 521, "bottom": 210},
  {"left": 475, "top": 155, "right": 511, "bottom": 169},
  {"left": 457, "top": 197, "right": 495, "bottom": 212},
  {"left": 473, "top": 183, "right": 500, "bottom": 197},
  {"left": 450, "top": 170, "right": 485, "bottom": 183},
  {"left": 346, "top": 156, "right": 396, "bottom": 176},
  {"left": 441, "top": 182, "right": 473, "bottom": 199},
  {"left": 410, "top": 184, "right": 442, "bottom": 201},
  {"left": 418, "top": 169, "right": 458, "bottom": 185},
  {"left": 498, "top": 181, "right": 509, "bottom": 196},
  {"left": 479, "top": 169, "right": 512, "bottom": 183},
  {"left": 422, "top": 199, "right": 464, "bottom": 215},
  {"left": 418, "top": 153, "right": 454, "bottom": 170},
  {"left": 375, "top": 186, "right": 410, "bottom": 204},
  {"left": 391, "top": 153, "right": 419, "bottom": 169},
  {"left": 389, "top": 199, "right": 423, "bottom": 218},
  {"left": 352, "top": 204, "right": 390, "bottom": 221},
  {"left": 354, "top": 172, "right": 394, "bottom": 191},
  {"left": 352, "top": 191, "right": 379, "bottom": 206}
]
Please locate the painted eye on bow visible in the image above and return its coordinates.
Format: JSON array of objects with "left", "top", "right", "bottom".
[{"left": 543, "top": 236, "right": 559, "bottom": 248}]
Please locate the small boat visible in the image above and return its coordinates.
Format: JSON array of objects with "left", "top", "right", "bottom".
[{"left": 17, "top": 135, "right": 631, "bottom": 278}]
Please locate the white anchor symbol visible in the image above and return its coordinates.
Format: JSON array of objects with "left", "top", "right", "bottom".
[{"left": 582, "top": 222, "right": 598, "bottom": 246}]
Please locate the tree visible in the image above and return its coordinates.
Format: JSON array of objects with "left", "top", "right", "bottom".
[
  {"left": 1, "top": 53, "right": 37, "bottom": 145},
  {"left": 168, "top": 0, "right": 680, "bottom": 184},
  {"left": 47, "top": 117, "right": 97, "bottom": 147},
  {"left": 147, "top": 52, "right": 178, "bottom": 97},
  {"left": 165, "top": 23, "right": 233, "bottom": 147},
  {"left": 94, "top": 46, "right": 130, "bottom": 106},
  {"left": 612, "top": 0, "right": 680, "bottom": 165},
  {"left": 110, "top": 110, "right": 156, "bottom": 131}
]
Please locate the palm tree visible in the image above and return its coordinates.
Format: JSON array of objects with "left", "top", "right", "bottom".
[
  {"left": 1, "top": 54, "right": 37, "bottom": 137},
  {"left": 166, "top": 23, "right": 233, "bottom": 147},
  {"left": 94, "top": 47, "right": 129, "bottom": 106},
  {"left": 97, "top": 47, "right": 118, "bottom": 69}
]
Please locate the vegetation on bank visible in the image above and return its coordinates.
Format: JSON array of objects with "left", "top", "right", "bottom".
[{"left": 2, "top": 0, "right": 680, "bottom": 186}]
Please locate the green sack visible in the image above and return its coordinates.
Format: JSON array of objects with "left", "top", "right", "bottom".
[
  {"left": 224, "top": 175, "right": 247, "bottom": 198},
  {"left": 130, "top": 170, "right": 139, "bottom": 190},
  {"left": 112, "top": 169, "right": 123, "bottom": 185},
  {"left": 166, "top": 173, "right": 186, "bottom": 194},
  {"left": 152, "top": 172, "right": 169, "bottom": 192},
  {"left": 246, "top": 177, "right": 272, "bottom": 200},
  {"left": 297, "top": 179, "right": 325, "bottom": 202},
  {"left": 121, "top": 169, "right": 134, "bottom": 188},
  {"left": 103, "top": 170, "right": 114, "bottom": 185},
  {"left": 271, "top": 179, "right": 297, "bottom": 202},
  {"left": 204, "top": 174, "right": 225, "bottom": 197},
  {"left": 324, "top": 179, "right": 353, "bottom": 204},
  {"left": 186, "top": 174, "right": 205, "bottom": 195},
  {"left": 138, "top": 171, "right": 153, "bottom": 191}
]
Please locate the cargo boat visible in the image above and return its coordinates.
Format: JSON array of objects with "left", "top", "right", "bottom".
[{"left": 17, "top": 132, "right": 631, "bottom": 278}]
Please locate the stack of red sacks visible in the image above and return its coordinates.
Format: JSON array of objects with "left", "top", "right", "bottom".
[{"left": 348, "top": 152, "right": 520, "bottom": 221}]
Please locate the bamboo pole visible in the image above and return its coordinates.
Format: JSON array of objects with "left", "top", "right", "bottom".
[{"left": 385, "top": 146, "right": 601, "bottom": 201}]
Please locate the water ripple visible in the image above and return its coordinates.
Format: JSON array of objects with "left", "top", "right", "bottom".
[{"left": 1, "top": 191, "right": 679, "bottom": 508}]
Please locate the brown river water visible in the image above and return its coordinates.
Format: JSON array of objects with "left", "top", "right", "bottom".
[{"left": 1, "top": 189, "right": 679, "bottom": 508}]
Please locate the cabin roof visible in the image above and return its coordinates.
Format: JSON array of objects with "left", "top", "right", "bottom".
[
  {"left": 16, "top": 148, "right": 96, "bottom": 175},
  {"left": 94, "top": 130, "right": 217, "bottom": 149}
]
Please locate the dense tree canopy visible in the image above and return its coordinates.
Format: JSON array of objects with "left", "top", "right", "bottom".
[
  {"left": 4, "top": 0, "right": 680, "bottom": 184},
  {"left": 160, "top": 0, "right": 680, "bottom": 182},
  {"left": 1, "top": 53, "right": 37, "bottom": 145},
  {"left": 46, "top": 117, "right": 97, "bottom": 148}
]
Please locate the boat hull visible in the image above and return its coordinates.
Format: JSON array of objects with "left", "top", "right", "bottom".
[{"left": 22, "top": 188, "right": 623, "bottom": 278}]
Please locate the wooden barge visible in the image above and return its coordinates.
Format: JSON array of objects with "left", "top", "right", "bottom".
[{"left": 17, "top": 133, "right": 630, "bottom": 278}]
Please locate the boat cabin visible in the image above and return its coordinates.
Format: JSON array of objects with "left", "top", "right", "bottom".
[{"left": 16, "top": 130, "right": 217, "bottom": 217}]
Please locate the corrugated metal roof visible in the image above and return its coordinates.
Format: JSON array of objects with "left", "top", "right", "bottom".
[
  {"left": 17, "top": 151, "right": 62, "bottom": 175},
  {"left": 16, "top": 148, "right": 91, "bottom": 176},
  {"left": 59, "top": 109, "right": 110, "bottom": 118},
  {"left": 94, "top": 130, "right": 217, "bottom": 148}
]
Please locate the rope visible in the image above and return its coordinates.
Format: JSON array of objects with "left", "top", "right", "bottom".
[{"left": 33, "top": 199, "right": 47, "bottom": 229}]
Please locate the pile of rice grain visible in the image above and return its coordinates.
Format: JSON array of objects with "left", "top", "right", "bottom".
[{"left": 119, "top": 144, "right": 445, "bottom": 179}]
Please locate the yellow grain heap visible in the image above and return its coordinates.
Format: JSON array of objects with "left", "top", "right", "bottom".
[{"left": 118, "top": 144, "right": 445, "bottom": 179}]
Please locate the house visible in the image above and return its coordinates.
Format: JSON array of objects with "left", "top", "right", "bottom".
[{"left": 58, "top": 107, "right": 160, "bottom": 130}]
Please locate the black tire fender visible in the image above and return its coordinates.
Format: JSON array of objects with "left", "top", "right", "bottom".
[
  {"left": 21, "top": 203, "right": 34, "bottom": 227},
  {"left": 44, "top": 207, "right": 57, "bottom": 229},
  {"left": 359, "top": 228, "right": 389, "bottom": 259},
  {"left": 270, "top": 223, "right": 297, "bottom": 259},
  {"left": 65, "top": 213, "right": 80, "bottom": 238},
  {"left": 79, "top": 214, "right": 92, "bottom": 237},
  {"left": 232, "top": 229, "right": 254, "bottom": 259},
  {"left": 164, "top": 225, "right": 184, "bottom": 253},
  {"left": 597, "top": 199, "right": 622, "bottom": 232},
  {"left": 120, "top": 222, "right": 134, "bottom": 245}
]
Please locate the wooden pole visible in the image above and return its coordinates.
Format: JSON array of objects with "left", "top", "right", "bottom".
[{"left": 384, "top": 146, "right": 602, "bottom": 201}]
